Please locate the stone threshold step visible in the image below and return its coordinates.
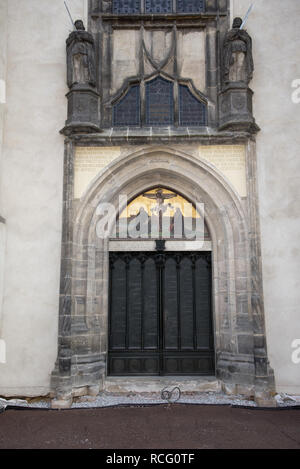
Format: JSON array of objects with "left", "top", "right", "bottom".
[{"left": 104, "top": 376, "right": 220, "bottom": 395}]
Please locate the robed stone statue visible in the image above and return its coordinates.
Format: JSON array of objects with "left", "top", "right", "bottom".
[
  {"left": 223, "top": 17, "right": 254, "bottom": 85},
  {"left": 66, "top": 20, "right": 96, "bottom": 89}
]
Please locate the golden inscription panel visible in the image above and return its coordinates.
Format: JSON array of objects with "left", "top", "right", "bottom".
[{"left": 198, "top": 145, "right": 247, "bottom": 197}]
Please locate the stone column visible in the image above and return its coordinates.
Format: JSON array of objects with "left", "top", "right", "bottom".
[
  {"left": 50, "top": 139, "right": 75, "bottom": 408},
  {"left": 51, "top": 140, "right": 104, "bottom": 409},
  {"left": 246, "top": 139, "right": 276, "bottom": 405}
]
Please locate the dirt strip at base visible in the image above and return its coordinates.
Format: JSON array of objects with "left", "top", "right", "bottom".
[{"left": 0, "top": 404, "right": 300, "bottom": 449}]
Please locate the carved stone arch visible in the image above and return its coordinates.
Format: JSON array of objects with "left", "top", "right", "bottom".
[
  {"left": 51, "top": 145, "right": 274, "bottom": 405},
  {"left": 82, "top": 147, "right": 247, "bottom": 355},
  {"left": 76, "top": 145, "right": 246, "bottom": 237}
]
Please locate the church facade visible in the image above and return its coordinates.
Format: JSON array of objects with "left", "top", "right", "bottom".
[{"left": 0, "top": 0, "right": 299, "bottom": 407}]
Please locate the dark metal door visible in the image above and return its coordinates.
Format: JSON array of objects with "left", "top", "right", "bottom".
[{"left": 108, "top": 252, "right": 214, "bottom": 376}]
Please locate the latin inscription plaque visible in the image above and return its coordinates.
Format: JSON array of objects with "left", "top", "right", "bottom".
[
  {"left": 198, "top": 145, "right": 247, "bottom": 197},
  {"left": 74, "top": 147, "right": 121, "bottom": 199}
]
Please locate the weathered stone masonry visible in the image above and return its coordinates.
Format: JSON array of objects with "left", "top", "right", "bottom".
[{"left": 51, "top": 0, "right": 275, "bottom": 407}]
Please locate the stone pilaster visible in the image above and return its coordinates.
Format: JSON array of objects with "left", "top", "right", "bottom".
[{"left": 245, "top": 139, "right": 276, "bottom": 405}]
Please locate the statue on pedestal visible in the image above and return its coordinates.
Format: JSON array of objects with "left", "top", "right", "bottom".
[
  {"left": 219, "top": 17, "right": 258, "bottom": 133},
  {"left": 61, "top": 19, "right": 101, "bottom": 136},
  {"left": 66, "top": 20, "right": 96, "bottom": 89},
  {"left": 223, "top": 17, "right": 254, "bottom": 86}
]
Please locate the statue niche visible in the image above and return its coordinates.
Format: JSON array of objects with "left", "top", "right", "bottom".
[
  {"left": 66, "top": 20, "right": 96, "bottom": 89},
  {"left": 223, "top": 17, "right": 254, "bottom": 86}
]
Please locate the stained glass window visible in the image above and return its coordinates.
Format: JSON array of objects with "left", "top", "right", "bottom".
[
  {"left": 113, "top": 0, "right": 141, "bottom": 14},
  {"left": 179, "top": 84, "right": 206, "bottom": 126},
  {"left": 113, "top": 85, "right": 140, "bottom": 126},
  {"left": 146, "top": 77, "right": 174, "bottom": 126},
  {"left": 145, "top": 0, "right": 172, "bottom": 13},
  {"left": 177, "top": 0, "right": 205, "bottom": 13},
  {"left": 112, "top": 0, "right": 205, "bottom": 14}
]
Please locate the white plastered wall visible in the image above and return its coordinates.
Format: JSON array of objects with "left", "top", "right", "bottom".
[
  {"left": 0, "top": 0, "right": 87, "bottom": 396},
  {"left": 233, "top": 0, "right": 300, "bottom": 394},
  {"left": 0, "top": 0, "right": 299, "bottom": 397},
  {"left": 0, "top": 0, "right": 8, "bottom": 366}
]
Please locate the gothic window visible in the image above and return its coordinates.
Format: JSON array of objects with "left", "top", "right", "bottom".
[
  {"left": 112, "top": 79, "right": 207, "bottom": 127},
  {"left": 112, "top": 0, "right": 205, "bottom": 14},
  {"left": 177, "top": 0, "right": 205, "bottom": 13},
  {"left": 145, "top": 0, "right": 172, "bottom": 13},
  {"left": 113, "top": 0, "right": 141, "bottom": 14},
  {"left": 113, "top": 85, "right": 140, "bottom": 126},
  {"left": 146, "top": 77, "right": 174, "bottom": 126},
  {"left": 179, "top": 84, "right": 207, "bottom": 126}
]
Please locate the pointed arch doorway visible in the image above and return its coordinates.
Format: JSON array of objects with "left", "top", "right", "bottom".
[
  {"left": 108, "top": 187, "right": 215, "bottom": 376},
  {"left": 51, "top": 146, "right": 275, "bottom": 406}
]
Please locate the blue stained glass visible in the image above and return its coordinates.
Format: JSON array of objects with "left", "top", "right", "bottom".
[
  {"left": 179, "top": 85, "right": 206, "bottom": 126},
  {"left": 146, "top": 77, "right": 174, "bottom": 126},
  {"left": 113, "top": 0, "right": 141, "bottom": 14},
  {"left": 145, "top": 0, "right": 172, "bottom": 13},
  {"left": 177, "top": 0, "right": 205, "bottom": 13},
  {"left": 113, "top": 85, "right": 140, "bottom": 126}
]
